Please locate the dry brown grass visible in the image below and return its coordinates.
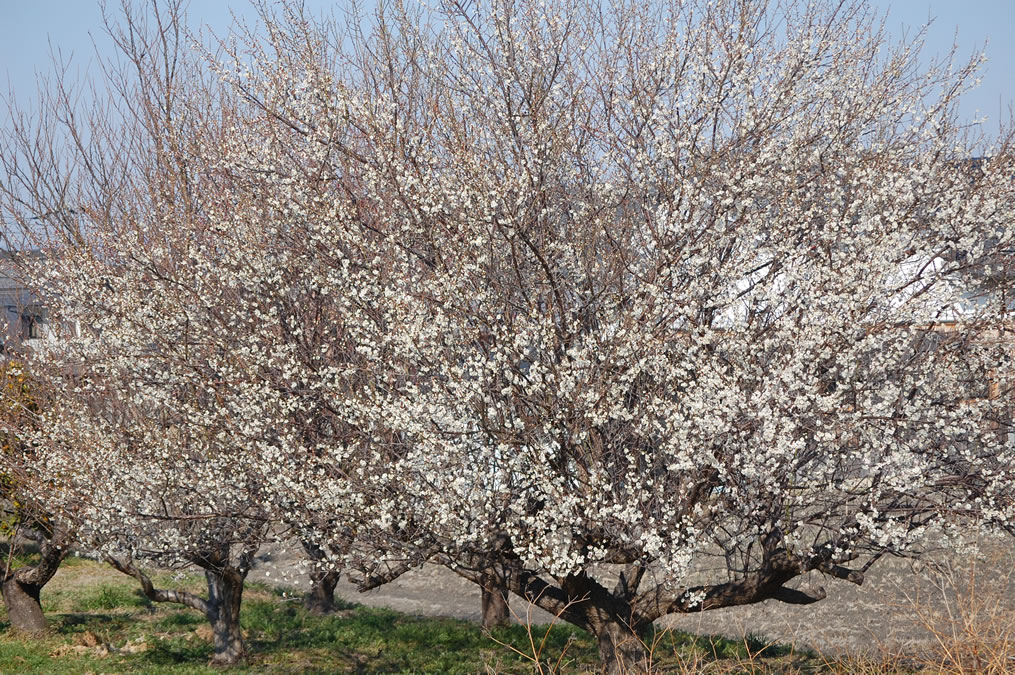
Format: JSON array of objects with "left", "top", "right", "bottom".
[
  {"left": 807, "top": 539, "right": 1015, "bottom": 675},
  {"left": 892, "top": 543, "right": 1015, "bottom": 674}
]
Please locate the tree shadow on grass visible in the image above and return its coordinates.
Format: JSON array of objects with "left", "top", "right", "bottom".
[
  {"left": 239, "top": 600, "right": 597, "bottom": 673},
  {"left": 33, "top": 597, "right": 594, "bottom": 672},
  {"left": 55, "top": 612, "right": 136, "bottom": 636},
  {"left": 136, "top": 634, "right": 216, "bottom": 667}
]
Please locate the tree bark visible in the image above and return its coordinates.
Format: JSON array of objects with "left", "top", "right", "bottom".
[
  {"left": 1, "top": 575, "right": 46, "bottom": 634},
  {"left": 205, "top": 566, "right": 246, "bottom": 665},
  {"left": 561, "top": 572, "right": 650, "bottom": 674},
  {"left": 442, "top": 539, "right": 863, "bottom": 672},
  {"left": 1, "top": 529, "right": 71, "bottom": 634},
  {"left": 108, "top": 546, "right": 253, "bottom": 667},
  {"left": 480, "top": 570, "right": 510, "bottom": 628},
  {"left": 304, "top": 567, "right": 340, "bottom": 615},
  {"left": 593, "top": 616, "right": 650, "bottom": 675},
  {"left": 451, "top": 558, "right": 651, "bottom": 671},
  {"left": 301, "top": 540, "right": 342, "bottom": 615}
]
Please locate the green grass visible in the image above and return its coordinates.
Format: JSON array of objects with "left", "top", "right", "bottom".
[
  {"left": 0, "top": 542, "right": 90, "bottom": 569},
  {"left": 0, "top": 557, "right": 825, "bottom": 673},
  {"left": 71, "top": 584, "right": 152, "bottom": 612}
]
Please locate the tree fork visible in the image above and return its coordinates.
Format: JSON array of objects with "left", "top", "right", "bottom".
[
  {"left": 561, "top": 572, "right": 651, "bottom": 674},
  {"left": 1, "top": 529, "right": 71, "bottom": 634},
  {"left": 305, "top": 567, "right": 341, "bottom": 615},
  {"left": 108, "top": 554, "right": 250, "bottom": 666}
]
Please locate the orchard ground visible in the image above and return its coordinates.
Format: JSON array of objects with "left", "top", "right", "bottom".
[
  {"left": 2, "top": 537, "right": 1013, "bottom": 672},
  {"left": 248, "top": 537, "right": 1015, "bottom": 657},
  {"left": 0, "top": 550, "right": 812, "bottom": 673}
]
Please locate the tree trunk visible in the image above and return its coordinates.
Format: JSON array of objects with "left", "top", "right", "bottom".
[
  {"left": 480, "top": 571, "right": 510, "bottom": 629},
  {"left": 107, "top": 548, "right": 252, "bottom": 666},
  {"left": 300, "top": 539, "right": 343, "bottom": 615},
  {"left": 205, "top": 567, "right": 246, "bottom": 665},
  {"left": 1, "top": 575, "right": 47, "bottom": 634},
  {"left": 594, "top": 617, "right": 650, "bottom": 675},
  {"left": 1, "top": 529, "right": 71, "bottom": 634},
  {"left": 304, "top": 568, "right": 340, "bottom": 615}
]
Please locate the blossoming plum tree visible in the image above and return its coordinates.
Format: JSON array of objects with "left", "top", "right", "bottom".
[
  {"left": 231, "top": 0, "right": 1015, "bottom": 670},
  {"left": 0, "top": 2, "right": 278, "bottom": 663},
  {"left": 0, "top": 360, "right": 73, "bottom": 634}
]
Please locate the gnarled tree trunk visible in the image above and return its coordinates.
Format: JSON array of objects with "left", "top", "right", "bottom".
[
  {"left": 1, "top": 529, "right": 71, "bottom": 634},
  {"left": 560, "top": 573, "right": 650, "bottom": 674},
  {"left": 108, "top": 543, "right": 256, "bottom": 667},
  {"left": 447, "top": 559, "right": 650, "bottom": 670},
  {"left": 413, "top": 526, "right": 862, "bottom": 672},
  {"left": 206, "top": 566, "right": 246, "bottom": 665},
  {"left": 2, "top": 575, "right": 46, "bottom": 633}
]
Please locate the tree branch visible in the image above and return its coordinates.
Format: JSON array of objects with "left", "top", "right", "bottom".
[
  {"left": 10, "top": 527, "right": 72, "bottom": 587},
  {"left": 635, "top": 547, "right": 860, "bottom": 621},
  {"left": 355, "top": 560, "right": 415, "bottom": 591},
  {"left": 106, "top": 556, "right": 210, "bottom": 615},
  {"left": 771, "top": 585, "right": 827, "bottom": 604}
]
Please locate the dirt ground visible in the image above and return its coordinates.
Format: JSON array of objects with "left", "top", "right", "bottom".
[{"left": 247, "top": 539, "right": 1015, "bottom": 656}]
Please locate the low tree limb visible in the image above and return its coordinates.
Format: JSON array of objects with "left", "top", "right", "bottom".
[
  {"left": 3, "top": 527, "right": 72, "bottom": 587},
  {"left": 106, "top": 555, "right": 210, "bottom": 614}
]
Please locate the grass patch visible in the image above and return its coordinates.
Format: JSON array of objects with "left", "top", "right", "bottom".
[
  {"left": 72, "top": 584, "right": 151, "bottom": 612},
  {"left": 0, "top": 557, "right": 869, "bottom": 673}
]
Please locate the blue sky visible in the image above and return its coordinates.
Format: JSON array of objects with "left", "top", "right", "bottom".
[{"left": 1, "top": 0, "right": 1013, "bottom": 138}]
